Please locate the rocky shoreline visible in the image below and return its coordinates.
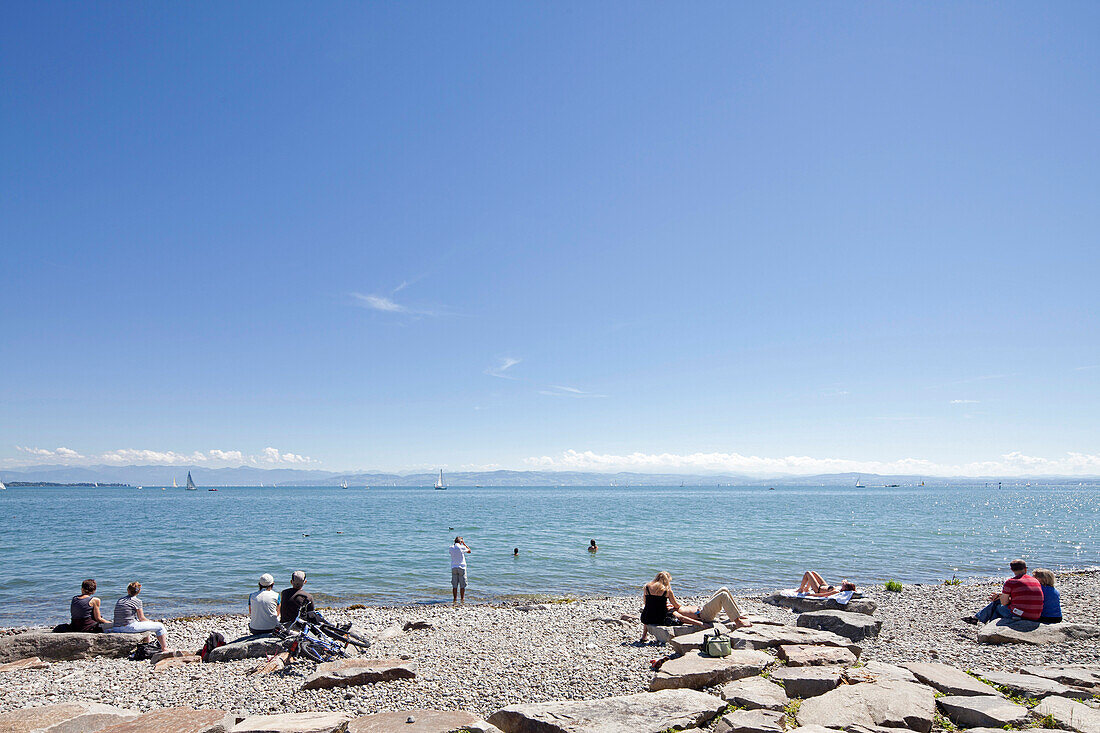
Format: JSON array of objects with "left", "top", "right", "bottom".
[{"left": 1, "top": 571, "right": 1098, "bottom": 730}]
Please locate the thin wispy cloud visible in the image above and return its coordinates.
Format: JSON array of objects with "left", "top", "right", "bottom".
[
  {"left": 821, "top": 387, "right": 850, "bottom": 397},
  {"left": 525, "top": 449, "right": 1100, "bottom": 477},
  {"left": 950, "top": 399, "right": 980, "bottom": 404},
  {"left": 938, "top": 373, "right": 1014, "bottom": 388},
  {"left": 350, "top": 292, "right": 438, "bottom": 317},
  {"left": 485, "top": 357, "right": 522, "bottom": 379},
  {"left": 538, "top": 384, "right": 606, "bottom": 398},
  {"left": 1074, "top": 365, "right": 1099, "bottom": 371}
]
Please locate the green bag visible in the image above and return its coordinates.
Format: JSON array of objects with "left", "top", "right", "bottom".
[{"left": 703, "top": 628, "right": 732, "bottom": 657}]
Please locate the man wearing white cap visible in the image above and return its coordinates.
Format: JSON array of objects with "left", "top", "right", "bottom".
[{"left": 248, "top": 573, "right": 280, "bottom": 635}]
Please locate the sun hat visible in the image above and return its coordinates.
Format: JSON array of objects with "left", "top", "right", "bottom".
[{"left": 259, "top": 573, "right": 275, "bottom": 587}]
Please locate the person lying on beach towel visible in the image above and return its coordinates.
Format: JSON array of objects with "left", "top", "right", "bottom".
[{"left": 798, "top": 571, "right": 857, "bottom": 597}]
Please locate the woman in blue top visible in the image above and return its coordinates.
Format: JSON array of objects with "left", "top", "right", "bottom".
[{"left": 1033, "top": 568, "right": 1062, "bottom": 624}]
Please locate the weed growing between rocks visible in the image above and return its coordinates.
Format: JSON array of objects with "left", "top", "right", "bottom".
[
  {"left": 884, "top": 580, "right": 903, "bottom": 592},
  {"left": 783, "top": 699, "right": 801, "bottom": 727},
  {"left": 933, "top": 711, "right": 958, "bottom": 731},
  {"left": 943, "top": 576, "right": 962, "bottom": 586}
]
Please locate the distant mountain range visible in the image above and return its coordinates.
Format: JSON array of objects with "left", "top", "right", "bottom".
[{"left": 2, "top": 464, "right": 1097, "bottom": 487}]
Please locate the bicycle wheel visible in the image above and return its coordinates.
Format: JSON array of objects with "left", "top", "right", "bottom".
[{"left": 319, "top": 625, "right": 372, "bottom": 649}]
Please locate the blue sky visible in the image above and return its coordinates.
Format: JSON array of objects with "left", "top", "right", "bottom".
[{"left": 2, "top": 3, "right": 1098, "bottom": 476}]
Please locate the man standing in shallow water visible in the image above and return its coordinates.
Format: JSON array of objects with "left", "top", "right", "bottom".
[{"left": 450, "top": 536, "right": 471, "bottom": 605}]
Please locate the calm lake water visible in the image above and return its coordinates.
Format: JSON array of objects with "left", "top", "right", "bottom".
[{"left": 1, "top": 484, "right": 1096, "bottom": 626}]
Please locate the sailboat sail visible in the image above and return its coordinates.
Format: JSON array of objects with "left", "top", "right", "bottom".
[
  {"left": 435, "top": 469, "right": 446, "bottom": 489},
  {"left": 173, "top": 478, "right": 178, "bottom": 488},
  {"left": 0, "top": 478, "right": 6, "bottom": 490},
  {"left": 341, "top": 480, "right": 348, "bottom": 489},
  {"left": 186, "top": 471, "right": 197, "bottom": 490}
]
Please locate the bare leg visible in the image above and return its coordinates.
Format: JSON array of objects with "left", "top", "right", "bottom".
[
  {"left": 460, "top": 586, "right": 466, "bottom": 604},
  {"left": 672, "top": 609, "right": 706, "bottom": 627},
  {"left": 452, "top": 586, "right": 458, "bottom": 605},
  {"left": 799, "top": 572, "right": 828, "bottom": 593}
]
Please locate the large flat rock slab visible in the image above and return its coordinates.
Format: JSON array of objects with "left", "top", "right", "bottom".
[
  {"left": 777, "top": 644, "right": 856, "bottom": 667},
  {"left": 0, "top": 703, "right": 140, "bottom": 733},
  {"left": 487, "top": 688, "right": 728, "bottom": 733},
  {"left": 0, "top": 656, "right": 49, "bottom": 672},
  {"left": 205, "top": 637, "right": 285, "bottom": 663},
  {"left": 347, "top": 709, "right": 485, "bottom": 732},
  {"left": 1020, "top": 665, "right": 1100, "bottom": 689},
  {"left": 844, "top": 661, "right": 918, "bottom": 685},
  {"left": 902, "top": 661, "right": 1000, "bottom": 696},
  {"left": 650, "top": 650, "right": 773, "bottom": 690},
  {"left": 795, "top": 610, "right": 882, "bottom": 642},
  {"left": 936, "top": 695, "right": 1029, "bottom": 729},
  {"left": 727, "top": 624, "right": 861, "bottom": 655},
  {"left": 796, "top": 681, "right": 935, "bottom": 733},
  {"left": 762, "top": 592, "right": 877, "bottom": 615},
  {"left": 0, "top": 632, "right": 148, "bottom": 663},
  {"left": 974, "top": 668, "right": 1092, "bottom": 699},
  {"left": 230, "top": 713, "right": 352, "bottom": 733},
  {"left": 978, "top": 618, "right": 1100, "bottom": 645},
  {"left": 97, "top": 708, "right": 234, "bottom": 733},
  {"left": 302, "top": 658, "right": 416, "bottom": 690},
  {"left": 1034, "top": 696, "right": 1100, "bottom": 733},
  {"left": 719, "top": 676, "right": 789, "bottom": 711},
  {"left": 645, "top": 624, "right": 715, "bottom": 644},
  {"left": 769, "top": 665, "right": 845, "bottom": 698},
  {"left": 712, "top": 708, "right": 786, "bottom": 733}
]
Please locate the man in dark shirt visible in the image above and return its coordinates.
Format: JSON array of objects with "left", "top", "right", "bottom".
[{"left": 279, "top": 570, "right": 315, "bottom": 624}]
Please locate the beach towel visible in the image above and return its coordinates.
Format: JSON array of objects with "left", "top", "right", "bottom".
[{"left": 780, "top": 589, "right": 854, "bottom": 605}]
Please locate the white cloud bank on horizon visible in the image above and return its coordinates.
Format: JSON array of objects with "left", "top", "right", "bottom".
[
  {"left": 12, "top": 446, "right": 315, "bottom": 467},
  {"left": 524, "top": 449, "right": 1100, "bottom": 477}
]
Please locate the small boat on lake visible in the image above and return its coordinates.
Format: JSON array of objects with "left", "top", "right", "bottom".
[
  {"left": 185, "top": 472, "right": 198, "bottom": 491},
  {"left": 434, "top": 469, "right": 447, "bottom": 490}
]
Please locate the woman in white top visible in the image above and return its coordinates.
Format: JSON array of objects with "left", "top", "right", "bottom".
[
  {"left": 107, "top": 581, "right": 170, "bottom": 651},
  {"left": 248, "top": 573, "right": 281, "bottom": 635}
]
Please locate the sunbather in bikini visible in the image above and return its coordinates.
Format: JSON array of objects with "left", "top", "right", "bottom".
[{"left": 798, "top": 571, "right": 856, "bottom": 597}]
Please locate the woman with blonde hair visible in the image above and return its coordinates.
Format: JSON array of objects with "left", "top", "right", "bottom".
[
  {"left": 639, "top": 572, "right": 751, "bottom": 642},
  {"left": 1033, "top": 568, "right": 1062, "bottom": 624},
  {"left": 105, "top": 581, "right": 171, "bottom": 652}
]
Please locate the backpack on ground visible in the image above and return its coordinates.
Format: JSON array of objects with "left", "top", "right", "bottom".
[
  {"left": 130, "top": 641, "right": 162, "bottom": 661},
  {"left": 198, "top": 631, "right": 226, "bottom": 661}
]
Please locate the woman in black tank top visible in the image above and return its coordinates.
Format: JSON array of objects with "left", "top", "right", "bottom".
[
  {"left": 67, "top": 579, "right": 109, "bottom": 632},
  {"left": 639, "top": 571, "right": 705, "bottom": 642}
]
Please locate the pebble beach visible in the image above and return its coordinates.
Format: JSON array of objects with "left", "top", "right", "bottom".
[{"left": 2, "top": 571, "right": 1097, "bottom": 720}]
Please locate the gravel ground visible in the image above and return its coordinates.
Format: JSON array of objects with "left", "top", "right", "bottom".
[{"left": 1, "top": 571, "right": 1097, "bottom": 718}]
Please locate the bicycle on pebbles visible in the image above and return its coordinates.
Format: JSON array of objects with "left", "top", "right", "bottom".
[{"left": 272, "top": 610, "right": 372, "bottom": 664}]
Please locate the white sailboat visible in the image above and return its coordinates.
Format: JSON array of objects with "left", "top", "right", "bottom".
[
  {"left": 185, "top": 471, "right": 197, "bottom": 491},
  {"left": 173, "top": 478, "right": 178, "bottom": 488},
  {"left": 855, "top": 476, "right": 864, "bottom": 488},
  {"left": 0, "top": 478, "right": 5, "bottom": 490},
  {"left": 341, "top": 480, "right": 348, "bottom": 489},
  {"left": 434, "top": 469, "right": 447, "bottom": 490}
]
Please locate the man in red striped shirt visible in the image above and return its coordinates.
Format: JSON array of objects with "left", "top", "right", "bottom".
[{"left": 965, "top": 559, "right": 1045, "bottom": 624}]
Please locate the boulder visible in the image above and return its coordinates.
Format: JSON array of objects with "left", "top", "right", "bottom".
[
  {"left": 974, "top": 668, "right": 1092, "bottom": 699},
  {"left": 0, "top": 632, "right": 148, "bottom": 663},
  {"left": 650, "top": 650, "right": 773, "bottom": 691},
  {"left": 645, "top": 623, "right": 715, "bottom": 644},
  {"left": 205, "top": 637, "right": 284, "bottom": 663},
  {"left": 670, "top": 629, "right": 754, "bottom": 654},
  {"left": 844, "top": 661, "right": 918, "bottom": 685},
  {"left": 0, "top": 703, "right": 139, "bottom": 733},
  {"left": 347, "top": 709, "right": 485, "bottom": 733},
  {"left": 762, "top": 592, "right": 877, "bottom": 615},
  {"left": 902, "top": 661, "right": 1000, "bottom": 696},
  {"left": 795, "top": 610, "right": 882, "bottom": 642},
  {"left": 795, "top": 681, "right": 935, "bottom": 733},
  {"left": 487, "top": 688, "right": 728, "bottom": 733},
  {"left": 768, "top": 666, "right": 845, "bottom": 698},
  {"left": 728, "top": 624, "right": 861, "bottom": 655},
  {"left": 1020, "top": 665, "right": 1100, "bottom": 689},
  {"left": 777, "top": 644, "right": 856, "bottom": 667},
  {"left": 0, "top": 656, "right": 49, "bottom": 672},
  {"left": 936, "top": 695, "right": 1030, "bottom": 729},
  {"left": 301, "top": 658, "right": 416, "bottom": 690},
  {"left": 1034, "top": 696, "right": 1100, "bottom": 733},
  {"left": 230, "top": 713, "right": 352, "bottom": 733},
  {"left": 97, "top": 708, "right": 234, "bottom": 733},
  {"left": 977, "top": 619, "right": 1100, "bottom": 645},
  {"left": 713, "top": 709, "right": 786, "bottom": 733},
  {"left": 719, "top": 676, "right": 789, "bottom": 711}
]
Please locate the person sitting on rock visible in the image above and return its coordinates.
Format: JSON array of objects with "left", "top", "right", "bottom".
[
  {"left": 54, "top": 579, "right": 110, "bottom": 633},
  {"left": 105, "top": 581, "right": 170, "bottom": 652},
  {"left": 798, "top": 571, "right": 857, "bottom": 597},
  {"left": 248, "top": 573, "right": 281, "bottom": 635},
  {"left": 1033, "top": 568, "right": 1062, "bottom": 624},
  {"left": 280, "top": 570, "right": 315, "bottom": 624},
  {"left": 964, "top": 559, "right": 1044, "bottom": 625},
  {"left": 639, "top": 571, "right": 705, "bottom": 642}
]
